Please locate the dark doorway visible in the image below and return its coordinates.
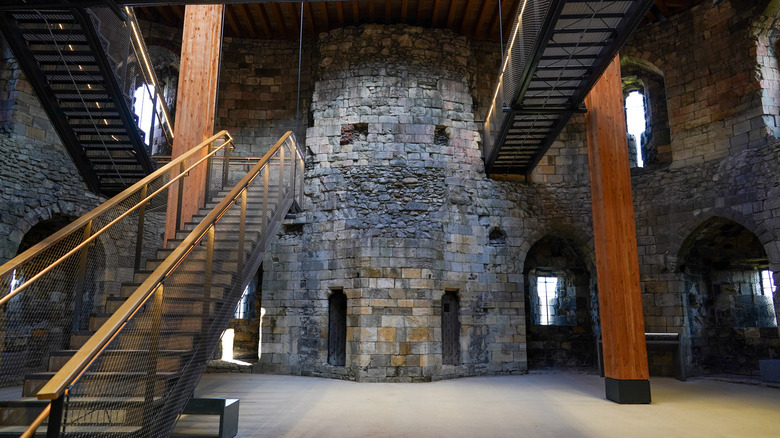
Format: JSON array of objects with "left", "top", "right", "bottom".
[
  {"left": 441, "top": 291, "right": 460, "bottom": 365},
  {"left": 328, "top": 290, "right": 347, "bottom": 366}
]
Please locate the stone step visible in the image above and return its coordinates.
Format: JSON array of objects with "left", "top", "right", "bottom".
[
  {"left": 0, "top": 425, "right": 141, "bottom": 437},
  {"left": 70, "top": 329, "right": 200, "bottom": 351},
  {"left": 133, "top": 269, "right": 233, "bottom": 285},
  {"left": 89, "top": 312, "right": 213, "bottom": 332},
  {"left": 48, "top": 349, "right": 190, "bottom": 373},
  {"left": 118, "top": 283, "right": 229, "bottom": 300},
  {"left": 23, "top": 371, "right": 178, "bottom": 398},
  {"left": 145, "top": 257, "right": 240, "bottom": 273},
  {"left": 0, "top": 396, "right": 163, "bottom": 427}
]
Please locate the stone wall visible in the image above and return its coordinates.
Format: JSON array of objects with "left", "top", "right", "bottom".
[
  {"left": 0, "top": 37, "right": 101, "bottom": 264},
  {"left": 260, "top": 25, "right": 537, "bottom": 381},
  {"left": 617, "top": 1, "right": 780, "bottom": 375},
  {"left": 217, "top": 37, "right": 315, "bottom": 156},
  {"left": 622, "top": 1, "right": 775, "bottom": 166}
]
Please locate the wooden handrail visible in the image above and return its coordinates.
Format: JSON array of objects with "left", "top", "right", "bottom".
[
  {"left": 20, "top": 401, "right": 51, "bottom": 438},
  {"left": 0, "top": 130, "right": 233, "bottom": 283},
  {"left": 36, "top": 131, "right": 296, "bottom": 401},
  {"left": 0, "top": 138, "right": 232, "bottom": 306}
]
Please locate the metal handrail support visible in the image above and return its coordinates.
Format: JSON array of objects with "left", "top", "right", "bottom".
[
  {"left": 0, "top": 131, "right": 234, "bottom": 305},
  {"left": 125, "top": 6, "right": 175, "bottom": 145},
  {"left": 35, "top": 131, "right": 299, "bottom": 402}
]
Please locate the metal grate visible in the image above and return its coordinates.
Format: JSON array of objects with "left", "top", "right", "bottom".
[{"left": 483, "top": 0, "right": 655, "bottom": 176}]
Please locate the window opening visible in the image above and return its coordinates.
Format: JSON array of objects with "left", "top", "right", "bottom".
[
  {"left": 328, "top": 290, "right": 347, "bottom": 366},
  {"left": 537, "top": 276, "right": 558, "bottom": 326},
  {"left": 234, "top": 285, "right": 250, "bottom": 319},
  {"left": 761, "top": 270, "right": 776, "bottom": 297},
  {"left": 133, "top": 84, "right": 158, "bottom": 146},
  {"left": 625, "top": 90, "right": 646, "bottom": 168},
  {"left": 441, "top": 291, "right": 460, "bottom": 365}
]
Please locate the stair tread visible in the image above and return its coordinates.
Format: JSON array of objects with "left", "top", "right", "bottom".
[
  {"left": 0, "top": 396, "right": 164, "bottom": 406},
  {"left": 0, "top": 425, "right": 141, "bottom": 433}
]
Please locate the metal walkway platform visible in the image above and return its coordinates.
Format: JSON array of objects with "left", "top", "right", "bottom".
[{"left": 483, "top": 0, "right": 655, "bottom": 176}]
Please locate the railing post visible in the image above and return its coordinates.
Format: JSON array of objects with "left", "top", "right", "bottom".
[
  {"left": 205, "top": 141, "right": 214, "bottom": 208},
  {"left": 203, "top": 226, "right": 215, "bottom": 338},
  {"left": 134, "top": 184, "right": 148, "bottom": 271},
  {"left": 176, "top": 161, "right": 186, "bottom": 231},
  {"left": 222, "top": 141, "right": 231, "bottom": 190},
  {"left": 143, "top": 284, "right": 164, "bottom": 431},
  {"left": 237, "top": 189, "right": 247, "bottom": 274},
  {"left": 279, "top": 146, "right": 286, "bottom": 199},
  {"left": 46, "top": 391, "right": 66, "bottom": 438},
  {"left": 298, "top": 152, "right": 304, "bottom": 208},
  {"left": 71, "top": 220, "right": 93, "bottom": 334},
  {"left": 262, "top": 168, "right": 269, "bottom": 235}
]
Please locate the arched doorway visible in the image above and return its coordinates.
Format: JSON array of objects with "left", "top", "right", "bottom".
[
  {"left": 679, "top": 217, "right": 778, "bottom": 375},
  {"left": 523, "top": 235, "right": 598, "bottom": 369}
]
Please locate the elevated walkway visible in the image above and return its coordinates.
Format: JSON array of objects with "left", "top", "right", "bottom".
[{"left": 483, "top": 0, "right": 655, "bottom": 176}]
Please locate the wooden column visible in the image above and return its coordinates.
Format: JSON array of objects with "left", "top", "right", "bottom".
[
  {"left": 165, "top": 4, "right": 224, "bottom": 241},
  {"left": 585, "top": 55, "right": 651, "bottom": 404}
]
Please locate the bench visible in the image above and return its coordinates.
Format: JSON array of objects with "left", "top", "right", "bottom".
[
  {"left": 180, "top": 397, "right": 240, "bottom": 438},
  {"left": 597, "top": 332, "right": 686, "bottom": 381}
]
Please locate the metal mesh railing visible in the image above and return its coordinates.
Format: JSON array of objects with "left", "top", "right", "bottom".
[
  {"left": 88, "top": 6, "right": 174, "bottom": 154},
  {"left": 483, "top": 0, "right": 553, "bottom": 167},
  {"left": 18, "top": 132, "right": 302, "bottom": 437},
  {"left": 0, "top": 132, "right": 233, "bottom": 403}
]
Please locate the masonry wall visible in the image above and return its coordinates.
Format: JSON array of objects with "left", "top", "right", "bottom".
[
  {"left": 217, "top": 37, "right": 315, "bottom": 156},
  {"left": 257, "top": 24, "right": 595, "bottom": 381},
  {"left": 0, "top": 37, "right": 101, "bottom": 264}
]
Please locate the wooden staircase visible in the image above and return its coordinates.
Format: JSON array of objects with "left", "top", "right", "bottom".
[{"left": 0, "top": 184, "right": 284, "bottom": 436}]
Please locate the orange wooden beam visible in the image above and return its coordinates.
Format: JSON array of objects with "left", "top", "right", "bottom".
[
  {"left": 166, "top": 4, "right": 224, "bottom": 242},
  {"left": 585, "top": 55, "right": 650, "bottom": 404}
]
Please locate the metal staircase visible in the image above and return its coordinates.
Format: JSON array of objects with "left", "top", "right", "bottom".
[
  {"left": 0, "top": 7, "right": 170, "bottom": 196},
  {"left": 0, "top": 131, "right": 304, "bottom": 437},
  {"left": 482, "top": 0, "right": 656, "bottom": 176}
]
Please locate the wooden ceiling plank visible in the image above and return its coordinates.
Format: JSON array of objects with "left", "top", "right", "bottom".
[
  {"left": 446, "top": 0, "right": 460, "bottom": 31},
  {"left": 415, "top": 0, "right": 426, "bottom": 25},
  {"left": 320, "top": 2, "right": 330, "bottom": 30},
  {"left": 170, "top": 5, "right": 184, "bottom": 22},
  {"left": 401, "top": 0, "right": 409, "bottom": 23},
  {"left": 224, "top": 6, "right": 240, "bottom": 36},
  {"left": 304, "top": 2, "right": 316, "bottom": 34},
  {"left": 251, "top": 4, "right": 272, "bottom": 38},
  {"left": 240, "top": 4, "right": 260, "bottom": 38},
  {"left": 431, "top": 0, "right": 443, "bottom": 27},
  {"left": 352, "top": 1, "right": 359, "bottom": 23},
  {"left": 503, "top": 0, "right": 520, "bottom": 42},
  {"left": 137, "top": 7, "right": 154, "bottom": 20},
  {"left": 336, "top": 1, "right": 345, "bottom": 26},
  {"left": 472, "top": 0, "right": 492, "bottom": 38},
  {"left": 369, "top": 0, "right": 376, "bottom": 22},
  {"left": 272, "top": 3, "right": 288, "bottom": 36},
  {"left": 156, "top": 5, "right": 174, "bottom": 23},
  {"left": 385, "top": 0, "right": 392, "bottom": 24}
]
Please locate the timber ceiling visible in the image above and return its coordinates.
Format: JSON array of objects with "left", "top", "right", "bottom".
[{"left": 134, "top": 0, "right": 702, "bottom": 41}]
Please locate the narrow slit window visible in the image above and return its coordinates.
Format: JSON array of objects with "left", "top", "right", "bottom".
[
  {"left": 133, "top": 84, "right": 158, "bottom": 146},
  {"left": 328, "top": 290, "right": 347, "bottom": 366},
  {"left": 537, "top": 276, "right": 558, "bottom": 326},
  {"left": 625, "top": 90, "right": 646, "bottom": 168},
  {"left": 234, "top": 285, "right": 250, "bottom": 319},
  {"left": 761, "top": 270, "right": 776, "bottom": 296}
]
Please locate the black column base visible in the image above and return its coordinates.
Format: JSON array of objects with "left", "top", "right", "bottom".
[{"left": 605, "top": 377, "right": 651, "bottom": 404}]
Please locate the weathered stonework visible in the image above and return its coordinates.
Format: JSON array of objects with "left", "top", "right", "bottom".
[
  {"left": 259, "top": 25, "right": 535, "bottom": 381},
  {"left": 0, "top": 37, "right": 101, "bottom": 264}
]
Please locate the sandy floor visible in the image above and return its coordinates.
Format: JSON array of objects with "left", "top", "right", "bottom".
[{"left": 173, "top": 372, "right": 780, "bottom": 438}]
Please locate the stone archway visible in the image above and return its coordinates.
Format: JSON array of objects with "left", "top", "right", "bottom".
[
  {"left": 678, "top": 216, "right": 779, "bottom": 375},
  {"left": 523, "top": 234, "right": 598, "bottom": 370}
]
